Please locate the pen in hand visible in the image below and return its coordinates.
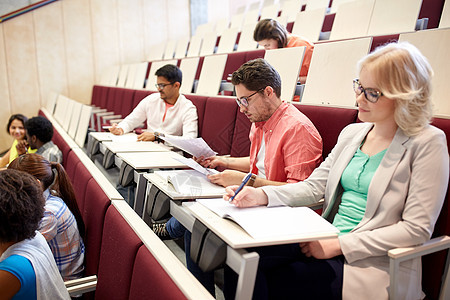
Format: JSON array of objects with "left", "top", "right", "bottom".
[{"left": 229, "top": 172, "right": 254, "bottom": 202}]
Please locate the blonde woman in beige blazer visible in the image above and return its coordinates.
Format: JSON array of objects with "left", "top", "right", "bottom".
[{"left": 224, "top": 42, "right": 449, "bottom": 300}]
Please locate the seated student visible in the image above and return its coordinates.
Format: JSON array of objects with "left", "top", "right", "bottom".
[
  {"left": 16, "top": 116, "right": 62, "bottom": 163},
  {"left": 254, "top": 18, "right": 314, "bottom": 84},
  {"left": 223, "top": 42, "right": 449, "bottom": 299},
  {"left": 9, "top": 153, "right": 85, "bottom": 281},
  {"left": 0, "top": 169, "right": 70, "bottom": 299},
  {"left": 109, "top": 64, "right": 198, "bottom": 141},
  {"left": 154, "top": 59, "right": 323, "bottom": 295},
  {"left": 0, "top": 114, "right": 36, "bottom": 168}
]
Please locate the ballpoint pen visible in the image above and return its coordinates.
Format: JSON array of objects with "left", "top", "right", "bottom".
[{"left": 229, "top": 172, "right": 254, "bottom": 202}]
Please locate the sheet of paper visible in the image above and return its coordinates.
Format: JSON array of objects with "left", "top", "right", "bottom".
[
  {"left": 196, "top": 198, "right": 339, "bottom": 239},
  {"left": 109, "top": 133, "right": 138, "bottom": 142},
  {"left": 161, "top": 136, "right": 216, "bottom": 158},
  {"left": 154, "top": 170, "right": 225, "bottom": 196},
  {"left": 173, "top": 157, "right": 218, "bottom": 176}
]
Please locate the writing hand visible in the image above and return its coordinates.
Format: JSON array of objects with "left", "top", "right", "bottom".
[
  {"left": 223, "top": 185, "right": 268, "bottom": 207},
  {"left": 109, "top": 123, "right": 124, "bottom": 135}
]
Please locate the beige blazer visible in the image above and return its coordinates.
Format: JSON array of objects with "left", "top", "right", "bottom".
[{"left": 262, "top": 123, "right": 449, "bottom": 300}]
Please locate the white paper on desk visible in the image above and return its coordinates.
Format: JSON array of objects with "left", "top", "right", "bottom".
[
  {"left": 109, "top": 133, "right": 138, "bottom": 142},
  {"left": 173, "top": 157, "right": 219, "bottom": 176},
  {"left": 155, "top": 170, "right": 225, "bottom": 196},
  {"left": 196, "top": 198, "right": 339, "bottom": 239},
  {"left": 161, "top": 136, "right": 216, "bottom": 158}
]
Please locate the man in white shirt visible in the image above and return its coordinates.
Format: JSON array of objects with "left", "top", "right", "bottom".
[{"left": 109, "top": 64, "right": 198, "bottom": 141}]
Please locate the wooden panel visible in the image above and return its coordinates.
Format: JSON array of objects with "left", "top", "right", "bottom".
[
  {"left": 399, "top": 28, "right": 450, "bottom": 117},
  {"left": 33, "top": 1, "right": 69, "bottom": 106},
  {"left": 292, "top": 7, "right": 327, "bottom": 42},
  {"left": 264, "top": 47, "right": 305, "bottom": 102},
  {"left": 90, "top": 0, "right": 121, "bottom": 83},
  {"left": 440, "top": 0, "right": 450, "bottom": 28},
  {"left": 302, "top": 38, "right": 372, "bottom": 107},
  {"left": 3, "top": 13, "right": 40, "bottom": 117},
  {"left": 0, "top": 24, "right": 12, "bottom": 151},
  {"left": 329, "top": 0, "right": 375, "bottom": 41},
  {"left": 367, "top": 0, "right": 422, "bottom": 36},
  {"left": 62, "top": 0, "right": 94, "bottom": 104}
]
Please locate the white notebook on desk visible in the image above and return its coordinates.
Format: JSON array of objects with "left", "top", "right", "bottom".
[
  {"left": 196, "top": 198, "right": 339, "bottom": 239},
  {"left": 155, "top": 170, "right": 225, "bottom": 197}
]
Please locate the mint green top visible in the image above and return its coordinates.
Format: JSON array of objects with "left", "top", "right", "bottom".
[{"left": 332, "top": 147, "right": 387, "bottom": 235}]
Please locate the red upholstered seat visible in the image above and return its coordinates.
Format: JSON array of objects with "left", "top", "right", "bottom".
[
  {"left": 120, "top": 88, "right": 136, "bottom": 117},
  {"left": 195, "top": 56, "right": 205, "bottom": 80},
  {"left": 95, "top": 205, "right": 143, "bottom": 299},
  {"left": 83, "top": 179, "right": 111, "bottom": 276},
  {"left": 128, "top": 245, "right": 187, "bottom": 300},
  {"left": 230, "top": 108, "right": 252, "bottom": 157},
  {"left": 64, "top": 150, "right": 80, "bottom": 181},
  {"left": 185, "top": 95, "right": 208, "bottom": 137},
  {"left": 245, "top": 49, "right": 265, "bottom": 62},
  {"left": 72, "top": 162, "right": 93, "bottom": 213},
  {"left": 223, "top": 52, "right": 247, "bottom": 81},
  {"left": 293, "top": 104, "right": 358, "bottom": 159},
  {"left": 422, "top": 117, "right": 450, "bottom": 299},
  {"left": 51, "top": 129, "right": 71, "bottom": 167},
  {"left": 201, "top": 97, "right": 238, "bottom": 155},
  {"left": 132, "top": 90, "right": 153, "bottom": 111}
]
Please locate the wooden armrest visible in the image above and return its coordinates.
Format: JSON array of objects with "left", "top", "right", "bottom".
[
  {"left": 96, "top": 111, "right": 114, "bottom": 117},
  {"left": 65, "top": 275, "right": 97, "bottom": 296},
  {"left": 102, "top": 114, "right": 122, "bottom": 120},
  {"left": 389, "top": 236, "right": 450, "bottom": 300},
  {"left": 91, "top": 108, "right": 107, "bottom": 113},
  {"left": 108, "top": 118, "right": 124, "bottom": 124},
  {"left": 388, "top": 236, "right": 450, "bottom": 261}
]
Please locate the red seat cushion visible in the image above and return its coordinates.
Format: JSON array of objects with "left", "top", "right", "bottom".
[
  {"left": 128, "top": 246, "right": 187, "bottom": 300},
  {"left": 201, "top": 97, "right": 238, "bottom": 155},
  {"left": 96, "top": 205, "right": 142, "bottom": 299},
  {"left": 83, "top": 179, "right": 111, "bottom": 276}
]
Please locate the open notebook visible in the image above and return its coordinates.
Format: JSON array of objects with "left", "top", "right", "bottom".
[
  {"left": 155, "top": 169, "right": 225, "bottom": 197},
  {"left": 196, "top": 198, "right": 339, "bottom": 239}
]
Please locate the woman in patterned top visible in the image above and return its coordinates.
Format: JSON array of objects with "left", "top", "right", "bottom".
[{"left": 9, "top": 153, "right": 85, "bottom": 281}]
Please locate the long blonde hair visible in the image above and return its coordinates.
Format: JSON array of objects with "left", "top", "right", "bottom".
[{"left": 358, "top": 42, "right": 433, "bottom": 136}]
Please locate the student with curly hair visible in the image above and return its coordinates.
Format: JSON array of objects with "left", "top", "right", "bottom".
[
  {"left": 9, "top": 153, "right": 85, "bottom": 281},
  {"left": 0, "top": 169, "right": 70, "bottom": 299}
]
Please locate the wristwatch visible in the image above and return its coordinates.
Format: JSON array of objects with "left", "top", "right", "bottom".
[
  {"left": 154, "top": 131, "right": 165, "bottom": 141},
  {"left": 246, "top": 174, "right": 257, "bottom": 187}
]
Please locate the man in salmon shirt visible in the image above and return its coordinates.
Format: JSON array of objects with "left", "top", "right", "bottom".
[
  {"left": 157, "top": 59, "right": 323, "bottom": 296},
  {"left": 254, "top": 18, "right": 314, "bottom": 84}
]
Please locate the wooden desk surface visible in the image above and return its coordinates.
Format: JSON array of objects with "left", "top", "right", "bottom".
[
  {"left": 103, "top": 141, "right": 171, "bottom": 153},
  {"left": 144, "top": 172, "right": 225, "bottom": 200},
  {"left": 186, "top": 202, "right": 338, "bottom": 249},
  {"left": 116, "top": 151, "right": 188, "bottom": 170}
]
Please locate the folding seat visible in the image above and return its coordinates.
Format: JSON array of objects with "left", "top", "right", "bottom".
[
  {"left": 185, "top": 95, "right": 208, "bottom": 137},
  {"left": 83, "top": 179, "right": 111, "bottom": 277},
  {"left": 52, "top": 129, "right": 72, "bottom": 166},
  {"left": 293, "top": 104, "right": 358, "bottom": 159},
  {"left": 95, "top": 205, "right": 143, "bottom": 299},
  {"left": 201, "top": 97, "right": 238, "bottom": 155},
  {"left": 64, "top": 150, "right": 80, "bottom": 181},
  {"left": 230, "top": 108, "right": 252, "bottom": 157},
  {"left": 222, "top": 52, "right": 247, "bottom": 81},
  {"left": 128, "top": 245, "right": 187, "bottom": 300},
  {"left": 244, "top": 49, "right": 265, "bottom": 62},
  {"left": 72, "top": 162, "right": 93, "bottom": 213}
]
